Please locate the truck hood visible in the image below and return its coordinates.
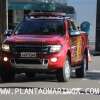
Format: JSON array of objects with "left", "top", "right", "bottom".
[{"left": 5, "top": 35, "right": 65, "bottom": 45}]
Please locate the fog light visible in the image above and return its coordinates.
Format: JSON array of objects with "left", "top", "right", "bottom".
[
  {"left": 51, "top": 57, "right": 58, "bottom": 63},
  {"left": 3, "top": 57, "right": 8, "bottom": 62}
]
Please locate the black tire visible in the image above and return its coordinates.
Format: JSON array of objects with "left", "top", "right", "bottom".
[
  {"left": 56, "top": 57, "right": 71, "bottom": 82},
  {"left": 0, "top": 70, "right": 15, "bottom": 82},
  {"left": 75, "top": 54, "right": 87, "bottom": 78},
  {"left": 86, "top": 50, "right": 88, "bottom": 71}
]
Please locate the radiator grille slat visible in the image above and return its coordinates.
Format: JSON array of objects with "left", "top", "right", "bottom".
[{"left": 11, "top": 45, "right": 50, "bottom": 53}]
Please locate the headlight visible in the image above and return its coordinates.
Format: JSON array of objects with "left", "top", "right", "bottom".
[
  {"left": 2, "top": 44, "right": 10, "bottom": 52},
  {"left": 50, "top": 45, "right": 62, "bottom": 53}
]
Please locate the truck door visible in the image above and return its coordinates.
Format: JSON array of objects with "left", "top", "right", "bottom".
[{"left": 69, "top": 21, "right": 83, "bottom": 64}]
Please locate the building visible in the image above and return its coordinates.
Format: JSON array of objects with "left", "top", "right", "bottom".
[{"left": 0, "top": 0, "right": 6, "bottom": 33}]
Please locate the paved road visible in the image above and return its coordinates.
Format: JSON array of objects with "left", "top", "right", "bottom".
[{"left": 0, "top": 56, "right": 100, "bottom": 100}]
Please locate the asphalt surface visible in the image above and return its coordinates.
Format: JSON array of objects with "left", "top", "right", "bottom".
[{"left": 0, "top": 56, "right": 100, "bottom": 100}]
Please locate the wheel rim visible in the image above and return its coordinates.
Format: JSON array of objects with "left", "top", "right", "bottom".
[
  {"left": 83, "top": 56, "right": 87, "bottom": 76},
  {"left": 63, "top": 59, "right": 70, "bottom": 80}
]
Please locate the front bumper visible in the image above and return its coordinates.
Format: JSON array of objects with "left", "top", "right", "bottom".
[
  {"left": 1, "top": 50, "right": 66, "bottom": 70},
  {"left": 11, "top": 58, "right": 48, "bottom": 69}
]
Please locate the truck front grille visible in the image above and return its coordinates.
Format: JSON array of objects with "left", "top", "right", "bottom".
[{"left": 11, "top": 45, "right": 50, "bottom": 54}]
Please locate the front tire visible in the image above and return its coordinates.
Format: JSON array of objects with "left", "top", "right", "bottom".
[
  {"left": 0, "top": 69, "right": 15, "bottom": 82},
  {"left": 56, "top": 57, "right": 71, "bottom": 82}
]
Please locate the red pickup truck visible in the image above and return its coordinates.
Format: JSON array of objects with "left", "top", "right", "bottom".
[{"left": 0, "top": 12, "right": 89, "bottom": 82}]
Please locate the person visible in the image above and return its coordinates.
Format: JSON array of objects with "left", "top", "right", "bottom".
[{"left": 80, "top": 21, "right": 90, "bottom": 33}]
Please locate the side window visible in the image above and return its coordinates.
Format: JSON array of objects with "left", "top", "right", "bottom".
[
  {"left": 69, "top": 21, "right": 77, "bottom": 32},
  {"left": 68, "top": 20, "right": 80, "bottom": 36}
]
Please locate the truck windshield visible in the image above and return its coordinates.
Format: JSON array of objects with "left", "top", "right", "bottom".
[{"left": 14, "top": 19, "right": 64, "bottom": 35}]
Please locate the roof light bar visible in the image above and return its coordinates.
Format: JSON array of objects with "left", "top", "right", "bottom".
[{"left": 29, "top": 12, "right": 66, "bottom": 17}]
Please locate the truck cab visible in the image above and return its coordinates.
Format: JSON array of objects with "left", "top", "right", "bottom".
[{"left": 0, "top": 12, "right": 88, "bottom": 82}]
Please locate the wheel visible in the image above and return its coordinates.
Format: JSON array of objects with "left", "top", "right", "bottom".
[
  {"left": 56, "top": 57, "right": 71, "bottom": 82},
  {"left": 0, "top": 69, "right": 15, "bottom": 82},
  {"left": 75, "top": 54, "right": 87, "bottom": 78},
  {"left": 26, "top": 72, "right": 35, "bottom": 79}
]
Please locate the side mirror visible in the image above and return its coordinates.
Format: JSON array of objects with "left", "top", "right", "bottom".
[
  {"left": 80, "top": 21, "right": 90, "bottom": 33},
  {"left": 70, "top": 31, "right": 80, "bottom": 36},
  {"left": 4, "top": 29, "right": 13, "bottom": 37}
]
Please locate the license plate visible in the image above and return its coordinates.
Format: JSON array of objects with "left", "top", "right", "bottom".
[{"left": 20, "top": 52, "right": 36, "bottom": 58}]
